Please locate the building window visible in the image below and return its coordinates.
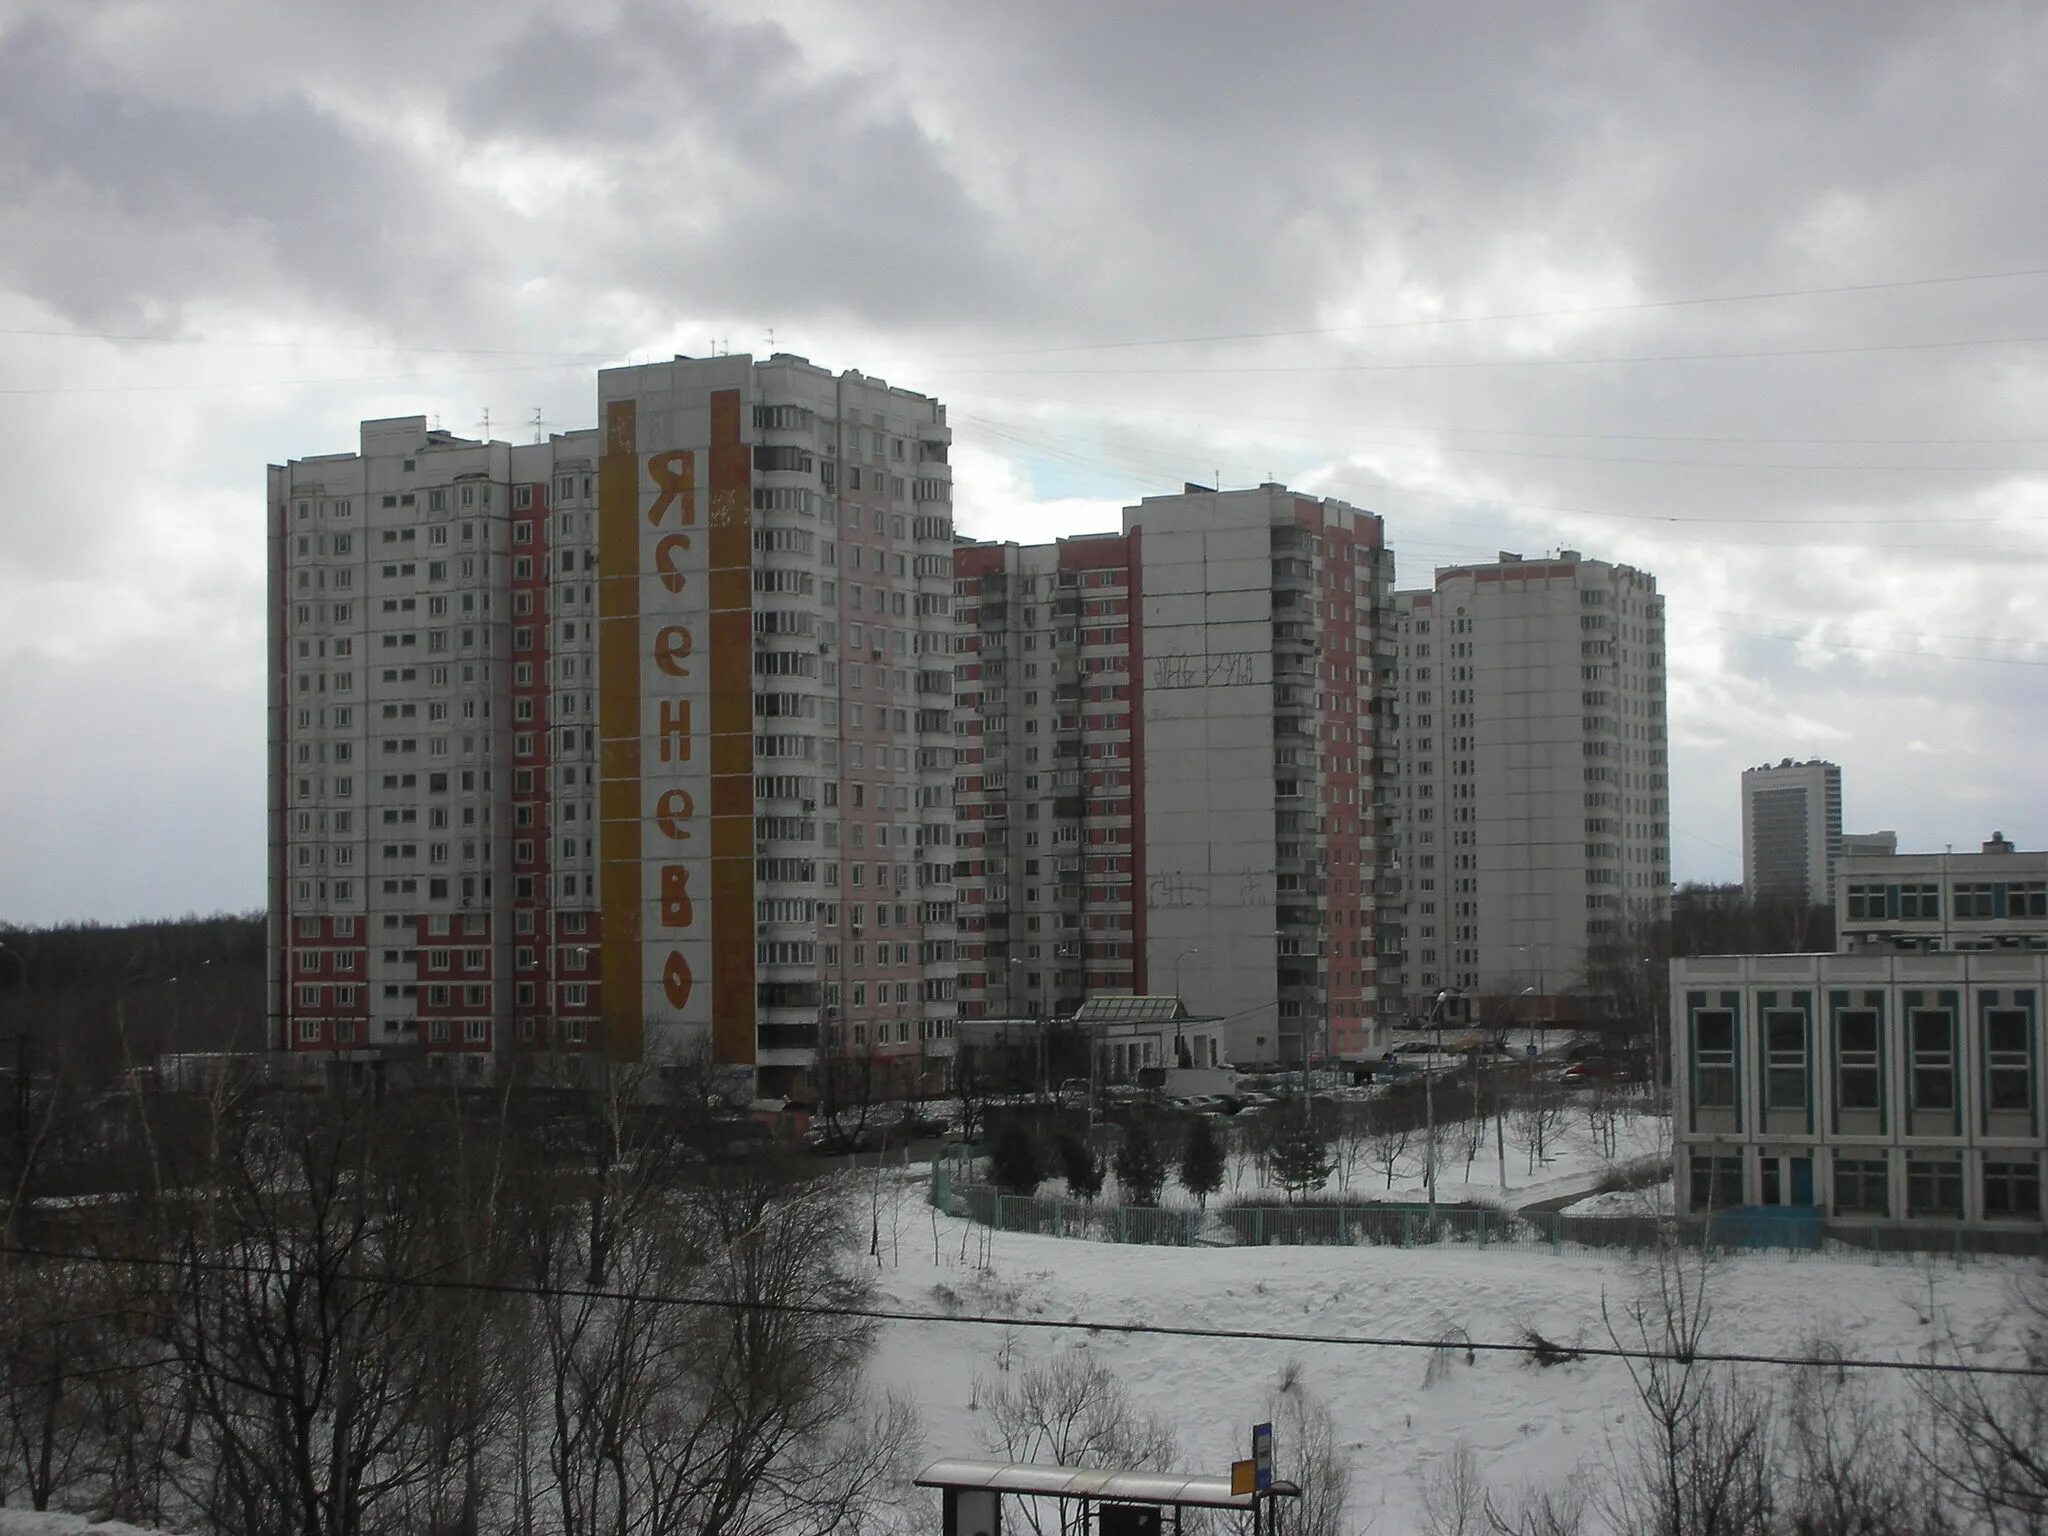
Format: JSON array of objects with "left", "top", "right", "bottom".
[
  {"left": 1833, "top": 1155, "right": 1890, "bottom": 1216},
  {"left": 1984, "top": 1008, "right": 2034, "bottom": 1113},
  {"left": 1687, "top": 1153, "right": 1742, "bottom": 1211},
  {"left": 1899, "top": 884, "right": 1941, "bottom": 920},
  {"left": 1905, "top": 1157, "right": 1963, "bottom": 1219},
  {"left": 1984, "top": 1160, "right": 2042, "bottom": 1218},
  {"left": 1909, "top": 1009, "right": 1955, "bottom": 1112},
  {"left": 1835, "top": 1008, "right": 1881, "bottom": 1113},
  {"left": 1763, "top": 1009, "right": 1807, "bottom": 1111},
  {"left": 1692, "top": 1009, "right": 1736, "bottom": 1109},
  {"left": 297, "top": 1019, "right": 321, "bottom": 1043}
]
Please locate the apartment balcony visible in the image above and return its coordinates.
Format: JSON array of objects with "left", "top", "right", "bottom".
[{"left": 757, "top": 1021, "right": 820, "bottom": 1052}]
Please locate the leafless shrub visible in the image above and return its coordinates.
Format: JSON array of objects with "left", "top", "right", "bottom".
[{"left": 1419, "top": 1440, "right": 1485, "bottom": 1536}]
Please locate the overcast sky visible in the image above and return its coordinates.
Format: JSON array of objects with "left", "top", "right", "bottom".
[{"left": 2, "top": 0, "right": 2044, "bottom": 924}]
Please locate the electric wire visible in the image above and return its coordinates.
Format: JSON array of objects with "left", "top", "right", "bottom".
[
  {"left": 947, "top": 332, "right": 2048, "bottom": 378},
  {"left": 956, "top": 410, "right": 2033, "bottom": 530},
  {"left": 3, "top": 1241, "right": 2041, "bottom": 1381},
  {"left": 901, "top": 263, "right": 2048, "bottom": 360},
  {"left": 947, "top": 382, "right": 2048, "bottom": 447}
]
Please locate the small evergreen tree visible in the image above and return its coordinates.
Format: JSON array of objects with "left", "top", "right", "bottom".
[
  {"left": 988, "top": 1121, "right": 1044, "bottom": 1196},
  {"left": 1179, "top": 1115, "right": 1226, "bottom": 1211},
  {"left": 1113, "top": 1122, "right": 1167, "bottom": 1207},
  {"left": 1269, "top": 1112, "right": 1334, "bottom": 1202},
  {"left": 1055, "top": 1132, "right": 1104, "bottom": 1202}
]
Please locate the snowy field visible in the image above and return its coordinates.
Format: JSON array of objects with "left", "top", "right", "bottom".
[
  {"left": 865, "top": 1166, "right": 2033, "bottom": 1533},
  {"left": 1032, "top": 1099, "right": 1671, "bottom": 1216},
  {"left": 3, "top": 1158, "right": 2026, "bottom": 1536}
]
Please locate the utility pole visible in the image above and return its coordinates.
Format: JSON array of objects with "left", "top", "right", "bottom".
[{"left": 1425, "top": 987, "right": 1456, "bottom": 1219}]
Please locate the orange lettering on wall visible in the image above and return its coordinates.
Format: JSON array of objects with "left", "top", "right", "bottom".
[
  {"left": 657, "top": 698, "right": 692, "bottom": 762},
  {"left": 647, "top": 451, "right": 694, "bottom": 526},
  {"left": 661, "top": 949, "right": 695, "bottom": 1010},
  {"left": 653, "top": 533, "right": 692, "bottom": 594},
  {"left": 652, "top": 625, "right": 694, "bottom": 677},
  {"left": 659, "top": 864, "right": 694, "bottom": 928},
  {"left": 654, "top": 787, "right": 695, "bottom": 841}
]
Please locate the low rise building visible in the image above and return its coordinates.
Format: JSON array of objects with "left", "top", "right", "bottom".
[
  {"left": 1670, "top": 951, "right": 2045, "bottom": 1227},
  {"left": 1836, "top": 832, "right": 2048, "bottom": 956}
]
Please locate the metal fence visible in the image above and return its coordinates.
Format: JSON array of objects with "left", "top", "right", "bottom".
[{"left": 927, "top": 1157, "right": 2047, "bottom": 1263}]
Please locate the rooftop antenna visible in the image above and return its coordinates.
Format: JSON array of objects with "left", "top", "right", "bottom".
[
  {"left": 473, "top": 408, "right": 492, "bottom": 440},
  {"left": 528, "top": 407, "right": 553, "bottom": 444},
  {"left": 1214, "top": 468, "right": 1221, "bottom": 489},
  {"left": 765, "top": 326, "right": 776, "bottom": 352}
]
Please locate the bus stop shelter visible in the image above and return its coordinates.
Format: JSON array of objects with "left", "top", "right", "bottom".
[{"left": 917, "top": 1456, "right": 1302, "bottom": 1534}]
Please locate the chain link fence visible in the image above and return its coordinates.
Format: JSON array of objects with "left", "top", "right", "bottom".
[{"left": 927, "top": 1154, "right": 2046, "bottom": 1263}]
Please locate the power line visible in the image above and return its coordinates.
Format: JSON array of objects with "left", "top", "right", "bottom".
[
  {"left": 949, "top": 382, "right": 2048, "bottom": 448},
  {"left": 0, "top": 327, "right": 619, "bottom": 359},
  {"left": 0, "top": 359, "right": 606, "bottom": 397},
  {"left": 957, "top": 413, "right": 2024, "bottom": 528},
  {"left": 905, "top": 264, "right": 2048, "bottom": 361},
  {"left": 1711, "top": 621, "right": 2048, "bottom": 669},
  {"left": 957, "top": 409, "right": 2047, "bottom": 479},
  {"left": 949, "top": 332, "right": 2048, "bottom": 379},
  {"left": 3, "top": 1240, "right": 2039, "bottom": 1381},
  {"left": 954, "top": 415, "right": 2043, "bottom": 554},
  {"left": 1706, "top": 610, "right": 2048, "bottom": 654}
]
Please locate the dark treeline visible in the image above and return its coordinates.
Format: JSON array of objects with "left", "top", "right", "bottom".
[
  {"left": 0, "top": 1052, "right": 918, "bottom": 1536},
  {"left": 0, "top": 911, "right": 268, "bottom": 1068}
]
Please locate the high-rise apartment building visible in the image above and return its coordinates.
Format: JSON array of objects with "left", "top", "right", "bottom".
[
  {"left": 1394, "top": 550, "right": 1669, "bottom": 1013},
  {"left": 955, "top": 484, "right": 1400, "bottom": 1067},
  {"left": 267, "top": 354, "right": 959, "bottom": 1097},
  {"left": 1741, "top": 758, "right": 1843, "bottom": 908}
]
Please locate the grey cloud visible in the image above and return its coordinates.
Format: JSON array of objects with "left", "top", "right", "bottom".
[{"left": 2, "top": 0, "right": 2047, "bottom": 916}]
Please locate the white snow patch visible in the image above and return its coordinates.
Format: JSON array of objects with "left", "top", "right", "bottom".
[{"left": 874, "top": 1173, "right": 2027, "bottom": 1532}]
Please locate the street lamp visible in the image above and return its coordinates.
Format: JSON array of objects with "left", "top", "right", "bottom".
[
  {"left": 1171, "top": 948, "right": 1199, "bottom": 1066},
  {"left": 1424, "top": 986, "right": 1463, "bottom": 1220},
  {"left": 1513, "top": 943, "right": 1547, "bottom": 1056},
  {"left": 1006, "top": 957, "right": 1045, "bottom": 1100}
]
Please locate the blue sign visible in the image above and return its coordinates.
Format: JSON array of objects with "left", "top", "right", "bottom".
[{"left": 1252, "top": 1421, "right": 1274, "bottom": 1492}]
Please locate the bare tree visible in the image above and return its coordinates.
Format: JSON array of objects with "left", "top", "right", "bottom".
[
  {"left": 975, "top": 1346, "right": 1176, "bottom": 1536},
  {"left": 1263, "top": 1360, "right": 1348, "bottom": 1536},
  {"left": 1600, "top": 1240, "right": 1775, "bottom": 1536},
  {"left": 519, "top": 1150, "right": 917, "bottom": 1536},
  {"left": 1914, "top": 1270, "right": 2048, "bottom": 1534},
  {"left": 1513, "top": 1079, "right": 1571, "bottom": 1175},
  {"left": 1780, "top": 1341, "right": 1950, "bottom": 1536},
  {"left": 0, "top": 1255, "right": 107, "bottom": 1512},
  {"left": 1418, "top": 1440, "right": 1485, "bottom": 1536},
  {"left": 1366, "top": 1109, "right": 1413, "bottom": 1192}
]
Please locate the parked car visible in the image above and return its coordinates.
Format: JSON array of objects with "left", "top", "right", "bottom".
[
  {"left": 801, "top": 1120, "right": 884, "bottom": 1155},
  {"left": 1561, "top": 1057, "right": 1614, "bottom": 1082}
]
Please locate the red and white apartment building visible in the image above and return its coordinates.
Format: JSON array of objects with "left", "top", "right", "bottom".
[
  {"left": 268, "top": 354, "right": 960, "bottom": 1096},
  {"left": 955, "top": 484, "right": 1403, "bottom": 1068}
]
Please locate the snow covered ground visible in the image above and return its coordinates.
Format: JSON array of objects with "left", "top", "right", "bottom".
[
  {"left": 867, "top": 1166, "right": 2032, "bottom": 1533},
  {"left": 0, "top": 1514, "right": 176, "bottom": 1536}
]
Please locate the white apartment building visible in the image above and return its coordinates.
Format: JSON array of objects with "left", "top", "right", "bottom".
[
  {"left": 955, "top": 484, "right": 1401, "bottom": 1068},
  {"left": 268, "top": 353, "right": 959, "bottom": 1098},
  {"left": 1741, "top": 758, "right": 1842, "bottom": 908},
  {"left": 1394, "top": 550, "right": 1669, "bottom": 1017}
]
